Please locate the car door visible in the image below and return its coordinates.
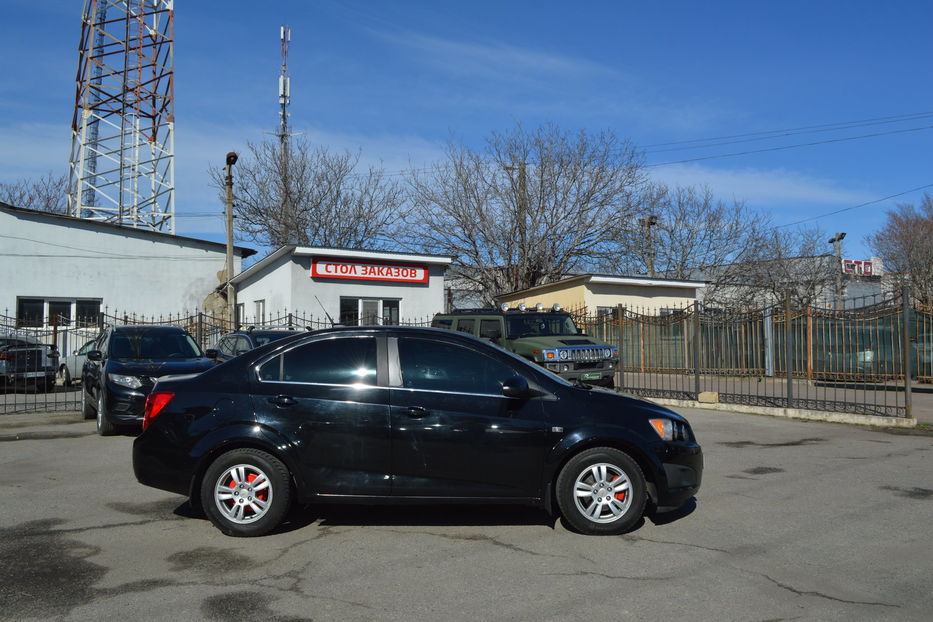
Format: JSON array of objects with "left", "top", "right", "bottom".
[
  {"left": 70, "top": 340, "right": 95, "bottom": 377},
  {"left": 250, "top": 334, "right": 391, "bottom": 496},
  {"left": 388, "top": 334, "right": 552, "bottom": 499}
]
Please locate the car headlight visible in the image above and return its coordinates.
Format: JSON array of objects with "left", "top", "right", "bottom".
[
  {"left": 558, "top": 349, "right": 570, "bottom": 360},
  {"left": 108, "top": 373, "right": 143, "bottom": 389},
  {"left": 649, "top": 418, "right": 688, "bottom": 441}
]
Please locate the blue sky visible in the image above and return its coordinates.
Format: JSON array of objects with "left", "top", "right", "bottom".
[{"left": 2, "top": 0, "right": 932, "bottom": 264}]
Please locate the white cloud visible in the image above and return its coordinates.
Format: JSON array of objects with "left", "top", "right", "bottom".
[{"left": 648, "top": 163, "right": 869, "bottom": 207}]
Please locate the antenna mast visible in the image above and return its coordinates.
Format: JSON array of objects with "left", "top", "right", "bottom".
[
  {"left": 67, "top": 0, "right": 176, "bottom": 233},
  {"left": 278, "top": 25, "right": 291, "bottom": 144}
]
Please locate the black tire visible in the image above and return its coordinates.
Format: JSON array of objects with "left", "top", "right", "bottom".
[
  {"left": 62, "top": 366, "right": 72, "bottom": 387},
  {"left": 556, "top": 447, "right": 647, "bottom": 535},
  {"left": 200, "top": 448, "right": 291, "bottom": 537},
  {"left": 95, "top": 390, "right": 116, "bottom": 436},
  {"left": 82, "top": 389, "right": 95, "bottom": 420}
]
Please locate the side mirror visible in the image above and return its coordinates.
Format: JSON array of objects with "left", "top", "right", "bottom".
[
  {"left": 205, "top": 349, "right": 219, "bottom": 360},
  {"left": 86, "top": 350, "right": 102, "bottom": 362},
  {"left": 502, "top": 375, "right": 530, "bottom": 398}
]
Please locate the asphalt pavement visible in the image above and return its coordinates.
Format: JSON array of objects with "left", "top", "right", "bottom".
[{"left": 1, "top": 407, "right": 931, "bottom": 621}]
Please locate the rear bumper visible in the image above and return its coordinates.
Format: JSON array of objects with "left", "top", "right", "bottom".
[{"left": 133, "top": 431, "right": 196, "bottom": 497}]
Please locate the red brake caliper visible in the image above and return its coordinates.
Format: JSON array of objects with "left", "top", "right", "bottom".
[
  {"left": 246, "top": 473, "right": 267, "bottom": 502},
  {"left": 612, "top": 475, "right": 626, "bottom": 501}
]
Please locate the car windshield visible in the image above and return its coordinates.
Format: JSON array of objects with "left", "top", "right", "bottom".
[
  {"left": 506, "top": 314, "right": 580, "bottom": 339},
  {"left": 110, "top": 331, "right": 202, "bottom": 359}
]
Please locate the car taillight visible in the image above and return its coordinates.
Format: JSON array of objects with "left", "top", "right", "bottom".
[{"left": 143, "top": 391, "right": 175, "bottom": 431}]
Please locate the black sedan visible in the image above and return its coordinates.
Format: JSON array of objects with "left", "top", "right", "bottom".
[
  {"left": 83, "top": 325, "right": 217, "bottom": 435},
  {"left": 133, "top": 326, "right": 702, "bottom": 537}
]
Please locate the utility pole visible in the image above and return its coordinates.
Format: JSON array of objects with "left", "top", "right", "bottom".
[
  {"left": 225, "top": 152, "right": 238, "bottom": 329},
  {"left": 828, "top": 232, "right": 846, "bottom": 310},
  {"left": 504, "top": 161, "right": 529, "bottom": 285},
  {"left": 639, "top": 215, "right": 659, "bottom": 277}
]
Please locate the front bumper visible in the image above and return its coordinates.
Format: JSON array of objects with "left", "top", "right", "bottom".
[
  {"left": 104, "top": 381, "right": 152, "bottom": 424},
  {"left": 655, "top": 442, "right": 703, "bottom": 507}
]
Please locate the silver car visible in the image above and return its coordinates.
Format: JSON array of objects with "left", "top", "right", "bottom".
[{"left": 60, "top": 339, "right": 96, "bottom": 386}]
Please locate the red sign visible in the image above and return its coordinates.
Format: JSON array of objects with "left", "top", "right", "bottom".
[
  {"left": 842, "top": 259, "right": 873, "bottom": 276},
  {"left": 311, "top": 258, "right": 429, "bottom": 283}
]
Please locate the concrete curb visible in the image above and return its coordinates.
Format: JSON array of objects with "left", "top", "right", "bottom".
[{"left": 646, "top": 397, "right": 918, "bottom": 429}]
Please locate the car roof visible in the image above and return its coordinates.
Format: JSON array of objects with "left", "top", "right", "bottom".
[{"left": 111, "top": 325, "right": 188, "bottom": 333}]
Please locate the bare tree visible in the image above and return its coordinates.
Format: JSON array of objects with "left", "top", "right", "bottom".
[
  {"left": 405, "top": 123, "right": 645, "bottom": 304},
  {"left": 211, "top": 136, "right": 407, "bottom": 249},
  {"left": 713, "top": 226, "right": 837, "bottom": 308},
  {"left": 0, "top": 171, "right": 68, "bottom": 213},
  {"left": 604, "top": 183, "right": 770, "bottom": 299},
  {"left": 866, "top": 193, "right": 933, "bottom": 302}
]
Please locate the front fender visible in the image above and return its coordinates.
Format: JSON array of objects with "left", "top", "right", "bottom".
[{"left": 545, "top": 425, "right": 665, "bottom": 487}]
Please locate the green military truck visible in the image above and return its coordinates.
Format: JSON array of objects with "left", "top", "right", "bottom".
[{"left": 431, "top": 304, "right": 619, "bottom": 387}]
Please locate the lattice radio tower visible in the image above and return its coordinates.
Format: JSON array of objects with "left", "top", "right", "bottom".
[{"left": 67, "top": 0, "right": 175, "bottom": 233}]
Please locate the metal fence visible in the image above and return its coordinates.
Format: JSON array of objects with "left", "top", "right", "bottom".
[{"left": 576, "top": 293, "right": 921, "bottom": 418}]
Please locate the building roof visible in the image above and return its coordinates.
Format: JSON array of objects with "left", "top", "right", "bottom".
[
  {"left": 0, "top": 202, "right": 256, "bottom": 257},
  {"left": 499, "top": 273, "right": 707, "bottom": 298},
  {"left": 230, "top": 244, "right": 454, "bottom": 285}
]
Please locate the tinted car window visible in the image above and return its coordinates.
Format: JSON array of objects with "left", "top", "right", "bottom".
[
  {"left": 479, "top": 320, "right": 502, "bottom": 339},
  {"left": 399, "top": 338, "right": 518, "bottom": 395},
  {"left": 109, "top": 331, "right": 202, "bottom": 359},
  {"left": 455, "top": 319, "right": 475, "bottom": 334},
  {"left": 261, "top": 337, "right": 377, "bottom": 385}
]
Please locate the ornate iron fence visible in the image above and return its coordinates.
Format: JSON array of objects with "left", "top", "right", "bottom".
[{"left": 577, "top": 293, "right": 918, "bottom": 418}]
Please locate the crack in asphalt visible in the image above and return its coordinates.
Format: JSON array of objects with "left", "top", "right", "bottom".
[
  {"left": 762, "top": 574, "right": 899, "bottom": 608},
  {"left": 544, "top": 570, "right": 671, "bottom": 581},
  {"left": 372, "top": 527, "right": 567, "bottom": 559},
  {"left": 719, "top": 438, "right": 826, "bottom": 449},
  {"left": 622, "top": 535, "right": 729, "bottom": 554}
]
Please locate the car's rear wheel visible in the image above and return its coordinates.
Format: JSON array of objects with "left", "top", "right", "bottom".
[
  {"left": 96, "top": 390, "right": 116, "bottom": 436},
  {"left": 556, "top": 447, "right": 646, "bottom": 535},
  {"left": 201, "top": 448, "right": 291, "bottom": 537},
  {"left": 61, "top": 366, "right": 72, "bottom": 387}
]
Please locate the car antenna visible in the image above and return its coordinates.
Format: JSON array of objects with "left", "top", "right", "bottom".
[{"left": 315, "top": 296, "right": 337, "bottom": 327}]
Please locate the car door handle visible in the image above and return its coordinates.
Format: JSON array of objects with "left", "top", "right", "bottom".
[
  {"left": 270, "top": 395, "right": 296, "bottom": 407},
  {"left": 406, "top": 406, "right": 429, "bottom": 418}
]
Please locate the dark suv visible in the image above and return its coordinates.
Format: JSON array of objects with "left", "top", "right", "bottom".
[
  {"left": 82, "top": 325, "right": 216, "bottom": 435},
  {"left": 133, "top": 326, "right": 702, "bottom": 537},
  {"left": 209, "top": 328, "right": 297, "bottom": 364}
]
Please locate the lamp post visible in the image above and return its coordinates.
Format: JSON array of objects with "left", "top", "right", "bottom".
[
  {"left": 828, "top": 232, "right": 846, "bottom": 310},
  {"left": 224, "top": 151, "right": 238, "bottom": 328}
]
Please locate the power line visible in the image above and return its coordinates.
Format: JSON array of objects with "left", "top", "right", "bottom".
[
  {"left": 777, "top": 183, "right": 933, "bottom": 228},
  {"left": 644, "top": 124, "right": 933, "bottom": 167},
  {"left": 641, "top": 110, "right": 933, "bottom": 148},
  {"left": 644, "top": 112, "right": 933, "bottom": 154}
]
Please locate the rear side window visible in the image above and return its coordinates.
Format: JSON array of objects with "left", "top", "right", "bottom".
[
  {"left": 479, "top": 320, "right": 502, "bottom": 339},
  {"left": 455, "top": 319, "right": 475, "bottom": 334},
  {"left": 259, "top": 337, "right": 377, "bottom": 386}
]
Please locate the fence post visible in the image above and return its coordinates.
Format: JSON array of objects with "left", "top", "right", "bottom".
[
  {"left": 902, "top": 286, "right": 913, "bottom": 418},
  {"left": 693, "top": 301, "right": 701, "bottom": 398},
  {"left": 196, "top": 312, "right": 204, "bottom": 347},
  {"left": 615, "top": 304, "right": 624, "bottom": 391},
  {"left": 785, "top": 291, "right": 794, "bottom": 409}
]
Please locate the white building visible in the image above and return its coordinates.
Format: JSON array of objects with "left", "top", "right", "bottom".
[
  {"left": 0, "top": 203, "right": 254, "bottom": 327},
  {"left": 230, "top": 246, "right": 453, "bottom": 325}
]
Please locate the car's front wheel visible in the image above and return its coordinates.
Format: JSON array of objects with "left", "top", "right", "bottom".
[
  {"left": 556, "top": 447, "right": 646, "bottom": 535},
  {"left": 96, "top": 390, "right": 115, "bottom": 436},
  {"left": 201, "top": 448, "right": 291, "bottom": 537}
]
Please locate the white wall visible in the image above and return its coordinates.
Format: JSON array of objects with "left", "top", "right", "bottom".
[
  {"left": 0, "top": 208, "right": 243, "bottom": 321},
  {"left": 234, "top": 253, "right": 448, "bottom": 323}
]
